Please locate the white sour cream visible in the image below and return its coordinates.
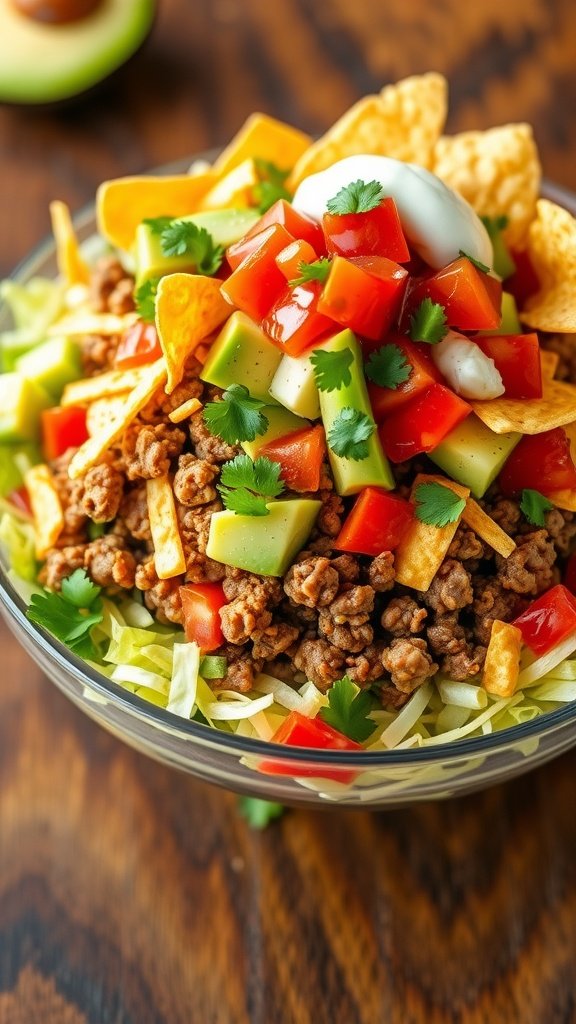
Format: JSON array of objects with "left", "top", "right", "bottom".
[{"left": 432, "top": 330, "right": 504, "bottom": 400}]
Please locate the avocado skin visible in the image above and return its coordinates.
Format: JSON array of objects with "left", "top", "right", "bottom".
[
  {"left": 206, "top": 500, "right": 322, "bottom": 577},
  {"left": 429, "top": 414, "right": 521, "bottom": 497}
]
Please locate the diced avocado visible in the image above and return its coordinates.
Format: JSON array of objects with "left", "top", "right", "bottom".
[
  {"left": 16, "top": 336, "right": 82, "bottom": 400},
  {"left": 317, "top": 329, "right": 395, "bottom": 496},
  {"left": 269, "top": 351, "right": 321, "bottom": 420},
  {"left": 429, "top": 414, "right": 521, "bottom": 497},
  {"left": 0, "top": 441, "right": 40, "bottom": 497},
  {"left": 0, "top": 374, "right": 50, "bottom": 443},
  {"left": 484, "top": 223, "right": 516, "bottom": 281},
  {"left": 1, "top": 326, "right": 43, "bottom": 372},
  {"left": 479, "top": 292, "right": 521, "bottom": 336},
  {"left": 206, "top": 499, "right": 321, "bottom": 577},
  {"left": 135, "top": 208, "right": 261, "bottom": 284},
  {"left": 241, "top": 406, "right": 309, "bottom": 460},
  {"left": 201, "top": 311, "right": 282, "bottom": 402}
]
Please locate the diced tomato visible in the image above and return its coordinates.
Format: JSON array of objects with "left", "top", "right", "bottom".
[
  {"left": 474, "top": 333, "right": 542, "bottom": 399},
  {"left": 7, "top": 486, "right": 31, "bottom": 516},
  {"left": 259, "top": 424, "right": 326, "bottom": 492},
  {"left": 379, "top": 382, "right": 471, "bottom": 463},
  {"left": 513, "top": 585, "right": 576, "bottom": 656},
  {"left": 335, "top": 487, "right": 413, "bottom": 556},
  {"left": 367, "top": 335, "right": 442, "bottom": 418},
  {"left": 225, "top": 221, "right": 293, "bottom": 272},
  {"left": 323, "top": 198, "right": 410, "bottom": 263},
  {"left": 180, "top": 582, "right": 226, "bottom": 652},
  {"left": 244, "top": 198, "right": 325, "bottom": 254},
  {"left": 41, "top": 406, "right": 89, "bottom": 461},
  {"left": 259, "top": 710, "right": 362, "bottom": 782},
  {"left": 498, "top": 428, "right": 576, "bottom": 497},
  {"left": 316, "top": 254, "right": 408, "bottom": 343},
  {"left": 564, "top": 554, "right": 576, "bottom": 596},
  {"left": 114, "top": 321, "right": 162, "bottom": 369},
  {"left": 221, "top": 224, "right": 294, "bottom": 319},
  {"left": 506, "top": 248, "right": 540, "bottom": 306},
  {"left": 275, "top": 238, "right": 318, "bottom": 282},
  {"left": 408, "top": 256, "right": 502, "bottom": 331},
  {"left": 261, "top": 281, "right": 336, "bottom": 356}
]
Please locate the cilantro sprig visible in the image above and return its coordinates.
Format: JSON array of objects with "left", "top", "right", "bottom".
[
  {"left": 310, "top": 346, "right": 353, "bottom": 392},
  {"left": 327, "top": 407, "right": 375, "bottom": 461},
  {"left": 413, "top": 482, "right": 466, "bottom": 528},
  {"left": 27, "top": 569, "right": 103, "bottom": 659},
  {"left": 289, "top": 258, "right": 332, "bottom": 288},
  {"left": 160, "top": 220, "right": 223, "bottom": 275},
  {"left": 365, "top": 344, "right": 412, "bottom": 390},
  {"left": 203, "top": 384, "right": 269, "bottom": 446},
  {"left": 326, "top": 179, "right": 386, "bottom": 215},
  {"left": 459, "top": 249, "right": 490, "bottom": 274},
  {"left": 408, "top": 298, "right": 447, "bottom": 345},
  {"left": 134, "top": 277, "right": 160, "bottom": 323},
  {"left": 218, "top": 454, "right": 284, "bottom": 516},
  {"left": 142, "top": 215, "right": 175, "bottom": 236},
  {"left": 520, "top": 488, "right": 554, "bottom": 527},
  {"left": 320, "top": 676, "right": 377, "bottom": 743},
  {"left": 252, "top": 159, "right": 292, "bottom": 213},
  {"left": 238, "top": 796, "right": 285, "bottom": 829}
]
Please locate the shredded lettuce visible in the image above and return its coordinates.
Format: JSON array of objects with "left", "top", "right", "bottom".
[
  {"left": 166, "top": 642, "right": 200, "bottom": 718},
  {"left": 0, "top": 512, "right": 36, "bottom": 580},
  {"left": 0, "top": 277, "right": 64, "bottom": 369}
]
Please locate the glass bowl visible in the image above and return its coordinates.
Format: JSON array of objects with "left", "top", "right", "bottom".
[{"left": 1, "top": 180, "right": 576, "bottom": 809}]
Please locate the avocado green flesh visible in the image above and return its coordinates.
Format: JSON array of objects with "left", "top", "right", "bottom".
[
  {"left": 207, "top": 500, "right": 322, "bottom": 577},
  {"left": 479, "top": 292, "right": 521, "bottom": 337},
  {"left": 135, "top": 209, "right": 261, "bottom": 284},
  {"left": 201, "top": 311, "right": 282, "bottom": 403},
  {"left": 317, "top": 329, "right": 395, "bottom": 496},
  {"left": 0, "top": 441, "right": 40, "bottom": 496},
  {"left": 0, "top": 0, "right": 156, "bottom": 104},
  {"left": 16, "top": 336, "right": 82, "bottom": 400},
  {"left": 241, "top": 406, "right": 309, "bottom": 460},
  {"left": 428, "top": 414, "right": 521, "bottom": 497},
  {"left": 269, "top": 351, "right": 321, "bottom": 420},
  {"left": 0, "top": 374, "right": 51, "bottom": 443}
]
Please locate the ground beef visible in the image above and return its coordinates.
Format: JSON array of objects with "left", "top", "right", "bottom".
[
  {"left": 83, "top": 534, "right": 137, "bottom": 590},
  {"left": 345, "top": 642, "right": 387, "bottom": 685},
  {"left": 316, "top": 491, "right": 344, "bottom": 537},
  {"left": 222, "top": 568, "right": 283, "bottom": 606},
  {"left": 318, "top": 584, "right": 375, "bottom": 653},
  {"left": 251, "top": 622, "right": 300, "bottom": 660},
  {"left": 134, "top": 556, "right": 183, "bottom": 624},
  {"left": 381, "top": 637, "right": 437, "bottom": 693},
  {"left": 120, "top": 485, "right": 151, "bottom": 542},
  {"left": 442, "top": 644, "right": 486, "bottom": 681},
  {"left": 422, "top": 559, "right": 474, "bottom": 615},
  {"left": 379, "top": 684, "right": 411, "bottom": 710},
  {"left": 489, "top": 497, "right": 522, "bottom": 537},
  {"left": 39, "top": 544, "right": 86, "bottom": 590},
  {"left": 173, "top": 454, "right": 218, "bottom": 507},
  {"left": 51, "top": 451, "right": 88, "bottom": 541},
  {"left": 90, "top": 256, "right": 135, "bottom": 315},
  {"left": 220, "top": 570, "right": 283, "bottom": 645},
  {"left": 427, "top": 613, "right": 467, "bottom": 656},
  {"left": 184, "top": 551, "right": 226, "bottom": 583},
  {"left": 543, "top": 508, "right": 576, "bottom": 556},
  {"left": 368, "top": 551, "right": 395, "bottom": 592},
  {"left": 211, "top": 646, "right": 263, "bottom": 694},
  {"left": 472, "top": 578, "right": 524, "bottom": 645},
  {"left": 381, "top": 596, "right": 427, "bottom": 636},
  {"left": 177, "top": 500, "right": 221, "bottom": 554},
  {"left": 122, "top": 423, "right": 186, "bottom": 480},
  {"left": 188, "top": 409, "right": 240, "bottom": 463},
  {"left": 79, "top": 333, "right": 119, "bottom": 376},
  {"left": 81, "top": 463, "right": 124, "bottom": 522},
  {"left": 495, "top": 529, "right": 556, "bottom": 594},
  {"left": 448, "top": 525, "right": 485, "bottom": 561},
  {"left": 330, "top": 554, "right": 360, "bottom": 583},
  {"left": 292, "top": 638, "right": 345, "bottom": 691},
  {"left": 139, "top": 373, "right": 204, "bottom": 424},
  {"left": 283, "top": 556, "right": 339, "bottom": 608}
]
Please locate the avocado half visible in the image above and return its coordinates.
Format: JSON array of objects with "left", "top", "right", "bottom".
[{"left": 0, "top": 0, "right": 156, "bottom": 104}]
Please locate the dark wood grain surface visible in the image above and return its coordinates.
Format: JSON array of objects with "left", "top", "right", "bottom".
[{"left": 1, "top": 1, "right": 576, "bottom": 1021}]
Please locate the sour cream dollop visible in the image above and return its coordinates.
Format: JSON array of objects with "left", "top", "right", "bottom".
[
  {"left": 292, "top": 155, "right": 493, "bottom": 271},
  {"left": 432, "top": 331, "right": 504, "bottom": 400}
]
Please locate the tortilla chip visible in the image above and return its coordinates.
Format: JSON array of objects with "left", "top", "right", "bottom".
[
  {"left": 288, "top": 73, "right": 448, "bottom": 190},
  {"left": 394, "top": 474, "right": 469, "bottom": 591},
  {"left": 540, "top": 349, "right": 559, "bottom": 379},
  {"left": 155, "top": 273, "right": 231, "bottom": 393},
  {"left": 61, "top": 365, "right": 152, "bottom": 407},
  {"left": 86, "top": 395, "right": 131, "bottom": 437},
  {"left": 482, "top": 620, "right": 522, "bottom": 697},
  {"left": 24, "top": 463, "right": 64, "bottom": 558},
  {"left": 461, "top": 499, "right": 516, "bottom": 558},
  {"left": 548, "top": 489, "right": 576, "bottom": 513},
  {"left": 96, "top": 173, "right": 216, "bottom": 253},
  {"left": 470, "top": 377, "right": 576, "bottom": 434},
  {"left": 68, "top": 360, "right": 167, "bottom": 479},
  {"left": 49, "top": 311, "right": 138, "bottom": 337},
  {"left": 199, "top": 159, "right": 259, "bottom": 211},
  {"left": 520, "top": 200, "right": 576, "bottom": 332},
  {"left": 212, "top": 113, "right": 311, "bottom": 178},
  {"left": 433, "top": 124, "right": 540, "bottom": 249},
  {"left": 168, "top": 397, "right": 202, "bottom": 423},
  {"left": 49, "top": 201, "right": 90, "bottom": 287},
  {"left": 146, "top": 476, "right": 186, "bottom": 579}
]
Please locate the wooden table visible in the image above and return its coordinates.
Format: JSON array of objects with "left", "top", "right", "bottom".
[{"left": 1, "top": 1, "right": 576, "bottom": 1020}]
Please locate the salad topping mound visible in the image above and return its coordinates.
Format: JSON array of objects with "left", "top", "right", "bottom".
[{"left": 3, "top": 71, "right": 576, "bottom": 768}]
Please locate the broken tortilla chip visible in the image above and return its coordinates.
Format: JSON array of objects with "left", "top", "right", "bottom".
[
  {"left": 482, "top": 620, "right": 522, "bottom": 698},
  {"left": 61, "top": 365, "right": 153, "bottom": 407},
  {"left": 520, "top": 200, "right": 576, "bottom": 332},
  {"left": 548, "top": 489, "right": 576, "bottom": 513},
  {"left": 49, "top": 200, "right": 90, "bottom": 287},
  {"left": 540, "top": 349, "right": 559, "bottom": 379},
  {"left": 394, "top": 474, "right": 469, "bottom": 592},
  {"left": 49, "top": 311, "right": 138, "bottom": 337},
  {"left": 96, "top": 173, "right": 215, "bottom": 253},
  {"left": 155, "top": 273, "right": 231, "bottom": 393},
  {"left": 146, "top": 475, "right": 186, "bottom": 580},
  {"left": 199, "top": 159, "right": 259, "bottom": 211},
  {"left": 168, "top": 397, "right": 202, "bottom": 423},
  {"left": 86, "top": 395, "right": 131, "bottom": 437},
  {"left": 24, "top": 463, "right": 64, "bottom": 558},
  {"left": 288, "top": 72, "right": 447, "bottom": 190},
  {"left": 212, "top": 112, "right": 311, "bottom": 179},
  {"left": 461, "top": 498, "right": 516, "bottom": 558},
  {"left": 433, "top": 124, "right": 540, "bottom": 249},
  {"left": 470, "top": 377, "right": 576, "bottom": 434},
  {"left": 68, "top": 359, "right": 167, "bottom": 479}
]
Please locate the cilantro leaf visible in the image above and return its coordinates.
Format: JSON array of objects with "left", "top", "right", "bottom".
[
  {"left": 326, "top": 179, "right": 386, "bottom": 215},
  {"left": 459, "top": 249, "right": 490, "bottom": 274},
  {"left": 480, "top": 214, "right": 509, "bottom": 235},
  {"left": 238, "top": 796, "right": 285, "bottom": 829},
  {"left": 218, "top": 454, "right": 284, "bottom": 516},
  {"left": 365, "top": 343, "right": 412, "bottom": 390},
  {"left": 134, "top": 277, "right": 160, "bottom": 323},
  {"left": 61, "top": 568, "right": 101, "bottom": 608},
  {"left": 413, "top": 482, "right": 466, "bottom": 527},
  {"left": 252, "top": 160, "right": 292, "bottom": 213},
  {"left": 203, "top": 384, "right": 269, "bottom": 445},
  {"left": 289, "top": 257, "right": 332, "bottom": 288},
  {"left": 327, "top": 407, "right": 375, "bottom": 461},
  {"left": 310, "top": 345, "right": 353, "bottom": 392},
  {"left": 160, "top": 220, "right": 224, "bottom": 275},
  {"left": 520, "top": 488, "right": 554, "bottom": 527},
  {"left": 27, "top": 569, "right": 103, "bottom": 659},
  {"left": 142, "top": 215, "right": 175, "bottom": 235},
  {"left": 408, "top": 297, "right": 447, "bottom": 345},
  {"left": 320, "top": 676, "right": 377, "bottom": 743}
]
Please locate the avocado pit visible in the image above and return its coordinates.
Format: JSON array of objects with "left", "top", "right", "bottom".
[{"left": 11, "top": 0, "right": 102, "bottom": 25}]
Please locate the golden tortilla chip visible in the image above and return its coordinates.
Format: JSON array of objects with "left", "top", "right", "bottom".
[
  {"left": 96, "top": 173, "right": 215, "bottom": 253},
  {"left": 199, "top": 159, "right": 259, "bottom": 211},
  {"left": 213, "top": 113, "right": 311, "bottom": 178},
  {"left": 49, "top": 200, "right": 90, "bottom": 287},
  {"left": 24, "top": 463, "right": 64, "bottom": 558},
  {"left": 68, "top": 360, "right": 167, "bottom": 479},
  {"left": 49, "top": 311, "right": 138, "bottom": 337},
  {"left": 146, "top": 476, "right": 186, "bottom": 579},
  {"left": 520, "top": 200, "right": 576, "bottom": 332},
  {"left": 288, "top": 73, "right": 448, "bottom": 190},
  {"left": 433, "top": 124, "right": 540, "bottom": 249},
  {"left": 470, "top": 377, "right": 576, "bottom": 434},
  {"left": 168, "top": 397, "right": 202, "bottom": 423},
  {"left": 61, "top": 365, "right": 152, "bottom": 407},
  {"left": 548, "top": 489, "right": 576, "bottom": 513},
  {"left": 155, "top": 273, "right": 231, "bottom": 393},
  {"left": 394, "top": 474, "right": 469, "bottom": 592},
  {"left": 86, "top": 396, "right": 131, "bottom": 437},
  {"left": 540, "top": 349, "right": 559, "bottom": 379},
  {"left": 482, "top": 620, "right": 522, "bottom": 697},
  {"left": 461, "top": 499, "right": 516, "bottom": 558}
]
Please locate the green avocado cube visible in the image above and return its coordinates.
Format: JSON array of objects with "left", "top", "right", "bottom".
[
  {"left": 206, "top": 499, "right": 322, "bottom": 577},
  {"left": 16, "top": 336, "right": 82, "bottom": 400},
  {"left": 479, "top": 292, "right": 521, "bottom": 336},
  {"left": 0, "top": 373, "right": 51, "bottom": 443},
  {"left": 429, "top": 414, "right": 521, "bottom": 497},
  {"left": 241, "top": 406, "right": 309, "bottom": 460},
  {"left": 201, "top": 311, "right": 282, "bottom": 402},
  {"left": 135, "top": 208, "right": 261, "bottom": 284},
  {"left": 269, "top": 350, "right": 321, "bottom": 420}
]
